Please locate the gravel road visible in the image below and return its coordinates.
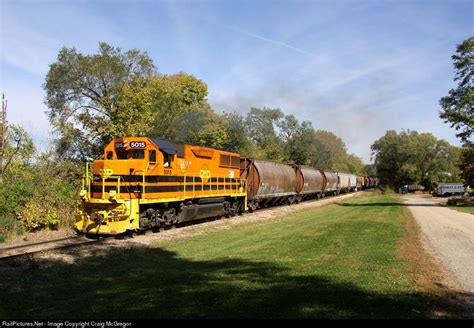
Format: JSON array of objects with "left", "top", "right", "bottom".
[{"left": 403, "top": 195, "right": 474, "bottom": 293}]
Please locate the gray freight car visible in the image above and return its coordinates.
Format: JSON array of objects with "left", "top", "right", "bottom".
[{"left": 337, "top": 172, "right": 358, "bottom": 193}]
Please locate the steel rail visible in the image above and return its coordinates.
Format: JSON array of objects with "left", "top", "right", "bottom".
[{"left": 0, "top": 235, "right": 110, "bottom": 261}]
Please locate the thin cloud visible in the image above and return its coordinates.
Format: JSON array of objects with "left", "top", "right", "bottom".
[
  {"left": 222, "top": 24, "right": 315, "bottom": 57},
  {"left": 0, "top": 16, "right": 59, "bottom": 76}
]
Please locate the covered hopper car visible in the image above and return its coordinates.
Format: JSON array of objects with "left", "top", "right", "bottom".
[
  {"left": 295, "top": 165, "right": 326, "bottom": 200},
  {"left": 337, "top": 172, "right": 358, "bottom": 193},
  {"left": 323, "top": 171, "right": 339, "bottom": 195},
  {"left": 240, "top": 158, "right": 298, "bottom": 212}
]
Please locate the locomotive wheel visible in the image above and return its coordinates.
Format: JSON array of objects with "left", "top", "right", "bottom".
[
  {"left": 223, "top": 201, "right": 231, "bottom": 218},
  {"left": 163, "top": 208, "right": 177, "bottom": 226}
]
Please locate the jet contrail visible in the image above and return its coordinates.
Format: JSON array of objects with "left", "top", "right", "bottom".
[{"left": 223, "top": 24, "right": 314, "bottom": 57}]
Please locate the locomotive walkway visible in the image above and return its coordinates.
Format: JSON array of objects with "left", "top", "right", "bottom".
[{"left": 402, "top": 195, "right": 474, "bottom": 296}]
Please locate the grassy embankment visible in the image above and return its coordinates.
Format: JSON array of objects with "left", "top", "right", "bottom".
[
  {"left": 447, "top": 205, "right": 474, "bottom": 215},
  {"left": 0, "top": 193, "right": 464, "bottom": 319}
]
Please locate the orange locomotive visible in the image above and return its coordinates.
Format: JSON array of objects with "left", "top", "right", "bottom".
[{"left": 76, "top": 137, "right": 247, "bottom": 234}]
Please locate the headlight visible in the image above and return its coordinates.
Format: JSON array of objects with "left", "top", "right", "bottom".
[{"left": 79, "top": 190, "right": 87, "bottom": 199}]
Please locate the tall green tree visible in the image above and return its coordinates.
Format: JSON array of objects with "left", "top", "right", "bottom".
[
  {"left": 245, "top": 107, "right": 285, "bottom": 160},
  {"left": 439, "top": 37, "right": 474, "bottom": 144},
  {"left": 146, "top": 73, "right": 210, "bottom": 139},
  {"left": 1, "top": 124, "right": 35, "bottom": 179},
  {"left": 342, "top": 154, "right": 366, "bottom": 176},
  {"left": 371, "top": 130, "right": 462, "bottom": 188},
  {"left": 278, "top": 116, "right": 327, "bottom": 166},
  {"left": 459, "top": 146, "right": 474, "bottom": 187},
  {"left": 308, "top": 141, "right": 332, "bottom": 170},
  {"left": 364, "top": 164, "right": 377, "bottom": 177},
  {"left": 221, "top": 112, "right": 254, "bottom": 156},
  {"left": 44, "top": 42, "right": 156, "bottom": 160},
  {"left": 178, "top": 109, "right": 229, "bottom": 149},
  {"left": 313, "top": 130, "right": 365, "bottom": 174},
  {"left": 117, "top": 73, "right": 218, "bottom": 147},
  {"left": 313, "top": 130, "right": 344, "bottom": 170}
]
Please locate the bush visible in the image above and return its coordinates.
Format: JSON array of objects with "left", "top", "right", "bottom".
[
  {"left": 0, "top": 175, "right": 36, "bottom": 241},
  {"left": 15, "top": 182, "right": 80, "bottom": 231},
  {"left": 0, "top": 157, "right": 82, "bottom": 239},
  {"left": 17, "top": 193, "right": 62, "bottom": 231}
]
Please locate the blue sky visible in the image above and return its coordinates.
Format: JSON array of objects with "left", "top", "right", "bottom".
[{"left": 0, "top": 0, "right": 472, "bottom": 162}]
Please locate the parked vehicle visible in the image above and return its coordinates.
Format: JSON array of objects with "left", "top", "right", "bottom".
[{"left": 434, "top": 183, "right": 465, "bottom": 197}]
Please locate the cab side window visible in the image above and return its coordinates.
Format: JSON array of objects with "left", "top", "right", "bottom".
[
  {"left": 149, "top": 150, "right": 156, "bottom": 163},
  {"left": 134, "top": 150, "right": 145, "bottom": 159},
  {"left": 162, "top": 152, "right": 172, "bottom": 168},
  {"left": 107, "top": 151, "right": 113, "bottom": 160}
]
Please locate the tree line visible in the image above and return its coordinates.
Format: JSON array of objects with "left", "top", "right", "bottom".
[{"left": 43, "top": 42, "right": 367, "bottom": 173}]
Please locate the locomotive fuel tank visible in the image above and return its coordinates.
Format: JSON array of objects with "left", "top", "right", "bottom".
[
  {"left": 295, "top": 165, "right": 326, "bottom": 200},
  {"left": 240, "top": 158, "right": 297, "bottom": 211}
]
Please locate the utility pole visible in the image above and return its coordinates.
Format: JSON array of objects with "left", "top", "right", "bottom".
[{"left": 0, "top": 93, "right": 7, "bottom": 177}]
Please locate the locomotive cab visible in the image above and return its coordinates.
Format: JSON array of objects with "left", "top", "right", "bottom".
[
  {"left": 94, "top": 138, "right": 160, "bottom": 181},
  {"left": 88, "top": 138, "right": 183, "bottom": 200}
]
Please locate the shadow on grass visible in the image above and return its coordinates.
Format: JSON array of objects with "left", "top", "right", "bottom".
[{"left": 0, "top": 244, "right": 471, "bottom": 320}]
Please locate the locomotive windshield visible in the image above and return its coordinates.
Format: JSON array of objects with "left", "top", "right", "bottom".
[{"left": 116, "top": 149, "right": 145, "bottom": 160}]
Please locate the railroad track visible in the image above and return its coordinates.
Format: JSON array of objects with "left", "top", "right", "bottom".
[{"left": 0, "top": 235, "right": 107, "bottom": 261}]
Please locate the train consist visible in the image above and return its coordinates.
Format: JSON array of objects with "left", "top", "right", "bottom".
[{"left": 75, "top": 138, "right": 379, "bottom": 235}]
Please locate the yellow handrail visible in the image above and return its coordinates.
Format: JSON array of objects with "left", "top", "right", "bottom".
[
  {"left": 84, "top": 162, "right": 247, "bottom": 200},
  {"left": 142, "top": 162, "right": 150, "bottom": 199}
]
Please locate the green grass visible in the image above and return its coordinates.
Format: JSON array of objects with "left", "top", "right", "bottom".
[
  {"left": 0, "top": 194, "right": 461, "bottom": 319},
  {"left": 447, "top": 205, "right": 474, "bottom": 215}
]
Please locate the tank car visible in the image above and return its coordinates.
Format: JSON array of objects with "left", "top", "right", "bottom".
[{"left": 240, "top": 158, "right": 297, "bottom": 211}]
